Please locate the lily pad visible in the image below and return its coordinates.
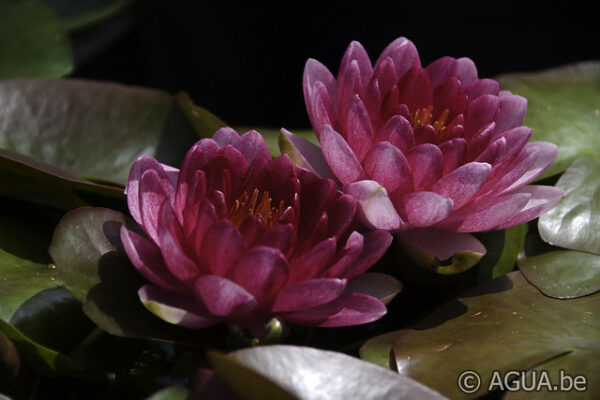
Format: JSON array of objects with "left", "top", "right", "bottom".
[
  {"left": 209, "top": 345, "right": 447, "bottom": 400},
  {"left": 498, "top": 62, "right": 600, "bottom": 179},
  {"left": 360, "top": 271, "right": 600, "bottom": 399},
  {"left": 477, "top": 224, "right": 528, "bottom": 281},
  {"left": 51, "top": 0, "right": 131, "bottom": 32},
  {"left": 0, "top": 79, "right": 216, "bottom": 186},
  {"left": 538, "top": 155, "right": 600, "bottom": 255},
  {"left": 49, "top": 207, "right": 225, "bottom": 344},
  {"left": 0, "top": 0, "right": 73, "bottom": 79}
]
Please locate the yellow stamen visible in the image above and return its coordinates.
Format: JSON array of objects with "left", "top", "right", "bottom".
[
  {"left": 411, "top": 106, "right": 450, "bottom": 140},
  {"left": 228, "top": 188, "right": 286, "bottom": 228}
]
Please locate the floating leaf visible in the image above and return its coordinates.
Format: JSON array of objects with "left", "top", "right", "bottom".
[
  {"left": 360, "top": 271, "right": 600, "bottom": 399},
  {"left": 0, "top": 79, "right": 212, "bottom": 186},
  {"left": 210, "top": 345, "right": 446, "bottom": 400},
  {"left": 53, "top": 0, "right": 131, "bottom": 32},
  {"left": 477, "top": 224, "right": 528, "bottom": 281},
  {"left": 538, "top": 155, "right": 600, "bottom": 255},
  {"left": 498, "top": 62, "right": 600, "bottom": 179},
  {"left": 0, "top": 0, "right": 73, "bottom": 78},
  {"left": 49, "top": 207, "right": 225, "bottom": 344}
]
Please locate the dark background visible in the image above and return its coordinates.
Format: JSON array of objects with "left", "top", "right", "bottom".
[{"left": 70, "top": 0, "right": 599, "bottom": 129}]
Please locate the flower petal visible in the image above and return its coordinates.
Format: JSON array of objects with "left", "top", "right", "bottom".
[
  {"left": 346, "top": 95, "right": 375, "bottom": 161},
  {"left": 157, "top": 202, "right": 199, "bottom": 283},
  {"left": 279, "top": 128, "right": 335, "bottom": 180},
  {"left": 394, "top": 191, "right": 453, "bottom": 227},
  {"left": 465, "top": 94, "right": 500, "bottom": 139},
  {"left": 495, "top": 185, "right": 564, "bottom": 230},
  {"left": 455, "top": 57, "right": 478, "bottom": 86},
  {"left": 231, "top": 246, "right": 289, "bottom": 304},
  {"left": 193, "top": 275, "right": 260, "bottom": 321},
  {"left": 283, "top": 293, "right": 386, "bottom": 327},
  {"left": 396, "top": 67, "right": 433, "bottom": 112},
  {"left": 342, "top": 230, "right": 393, "bottom": 280},
  {"left": 405, "top": 143, "right": 443, "bottom": 190},
  {"left": 375, "top": 37, "right": 420, "bottom": 79},
  {"left": 431, "top": 162, "right": 492, "bottom": 209},
  {"left": 138, "top": 285, "right": 216, "bottom": 329},
  {"left": 397, "top": 228, "right": 486, "bottom": 261},
  {"left": 272, "top": 278, "right": 347, "bottom": 313},
  {"left": 500, "top": 142, "right": 558, "bottom": 192},
  {"left": 344, "top": 180, "right": 406, "bottom": 231},
  {"left": 121, "top": 226, "right": 185, "bottom": 294},
  {"left": 495, "top": 92, "right": 527, "bottom": 133},
  {"left": 139, "top": 169, "right": 176, "bottom": 243},
  {"left": 339, "top": 40, "right": 373, "bottom": 89},
  {"left": 304, "top": 58, "right": 337, "bottom": 132},
  {"left": 425, "top": 56, "right": 457, "bottom": 89},
  {"left": 439, "top": 138, "right": 466, "bottom": 175},
  {"left": 320, "top": 125, "right": 367, "bottom": 185},
  {"left": 213, "top": 128, "right": 271, "bottom": 164},
  {"left": 464, "top": 78, "right": 499, "bottom": 99},
  {"left": 362, "top": 141, "right": 412, "bottom": 193},
  {"left": 199, "top": 220, "right": 245, "bottom": 277}
]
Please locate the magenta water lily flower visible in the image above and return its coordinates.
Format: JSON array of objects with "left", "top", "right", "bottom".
[
  {"left": 282, "top": 37, "right": 563, "bottom": 261},
  {"left": 120, "top": 128, "right": 393, "bottom": 335}
]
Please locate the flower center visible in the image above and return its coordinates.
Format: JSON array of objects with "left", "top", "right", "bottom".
[
  {"left": 229, "top": 188, "right": 285, "bottom": 228},
  {"left": 410, "top": 106, "right": 450, "bottom": 139}
]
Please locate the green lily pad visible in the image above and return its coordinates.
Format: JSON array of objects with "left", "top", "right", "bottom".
[
  {"left": 360, "top": 271, "right": 600, "bottom": 399},
  {"left": 145, "top": 386, "right": 195, "bottom": 400},
  {"left": 477, "top": 224, "right": 528, "bottom": 281},
  {"left": 53, "top": 0, "right": 131, "bottom": 32},
  {"left": 498, "top": 62, "right": 600, "bottom": 179},
  {"left": 0, "top": 211, "right": 59, "bottom": 321},
  {"left": 0, "top": 79, "right": 216, "bottom": 186},
  {"left": 0, "top": 331, "right": 20, "bottom": 388},
  {"left": 538, "top": 155, "right": 600, "bottom": 255},
  {"left": 49, "top": 207, "right": 225, "bottom": 344},
  {"left": 0, "top": 0, "right": 73, "bottom": 79},
  {"left": 209, "top": 345, "right": 447, "bottom": 400},
  {"left": 0, "top": 147, "right": 126, "bottom": 210}
]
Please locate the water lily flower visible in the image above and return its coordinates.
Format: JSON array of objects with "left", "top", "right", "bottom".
[
  {"left": 120, "top": 128, "right": 393, "bottom": 335},
  {"left": 281, "top": 37, "right": 563, "bottom": 264}
]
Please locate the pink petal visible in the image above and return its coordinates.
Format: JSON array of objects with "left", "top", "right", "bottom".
[
  {"left": 439, "top": 192, "right": 531, "bottom": 232},
  {"left": 405, "top": 143, "right": 443, "bottom": 190},
  {"left": 320, "top": 125, "right": 367, "bottom": 185},
  {"left": 344, "top": 180, "right": 406, "bottom": 231},
  {"left": 193, "top": 275, "right": 260, "bottom": 322},
  {"left": 254, "top": 224, "right": 295, "bottom": 256},
  {"left": 199, "top": 220, "right": 245, "bottom": 277},
  {"left": 290, "top": 238, "right": 337, "bottom": 281},
  {"left": 425, "top": 56, "right": 457, "bottom": 89},
  {"left": 325, "top": 194, "right": 357, "bottom": 239},
  {"left": 272, "top": 278, "right": 347, "bottom": 313},
  {"left": 346, "top": 95, "right": 375, "bottom": 161},
  {"left": 188, "top": 199, "right": 218, "bottom": 261},
  {"left": 370, "top": 56, "right": 397, "bottom": 100},
  {"left": 337, "top": 60, "right": 363, "bottom": 130},
  {"left": 495, "top": 185, "right": 564, "bottom": 230},
  {"left": 394, "top": 191, "right": 453, "bottom": 227},
  {"left": 298, "top": 175, "right": 335, "bottom": 242},
  {"left": 138, "top": 285, "right": 216, "bottom": 329},
  {"left": 339, "top": 41, "right": 373, "bottom": 89},
  {"left": 432, "top": 77, "right": 461, "bottom": 112},
  {"left": 283, "top": 293, "right": 386, "bottom": 327},
  {"left": 231, "top": 246, "right": 289, "bottom": 304},
  {"left": 213, "top": 128, "right": 271, "bottom": 164},
  {"left": 126, "top": 156, "right": 177, "bottom": 227},
  {"left": 362, "top": 141, "right": 412, "bottom": 193},
  {"left": 431, "top": 162, "right": 492, "bottom": 209},
  {"left": 456, "top": 57, "right": 478, "bottom": 86},
  {"left": 495, "top": 92, "right": 528, "bottom": 133},
  {"left": 375, "top": 37, "right": 420, "bottom": 79},
  {"left": 465, "top": 95, "right": 500, "bottom": 140},
  {"left": 500, "top": 142, "right": 558, "bottom": 192},
  {"left": 157, "top": 203, "right": 200, "bottom": 283},
  {"left": 279, "top": 129, "right": 335, "bottom": 180},
  {"left": 397, "top": 228, "right": 486, "bottom": 260},
  {"left": 309, "top": 81, "right": 338, "bottom": 136},
  {"left": 323, "top": 231, "right": 364, "bottom": 278},
  {"left": 379, "top": 115, "right": 415, "bottom": 152},
  {"left": 176, "top": 140, "right": 220, "bottom": 214},
  {"left": 342, "top": 230, "right": 393, "bottom": 280},
  {"left": 464, "top": 79, "right": 500, "bottom": 99},
  {"left": 303, "top": 58, "right": 337, "bottom": 131},
  {"left": 439, "top": 138, "right": 466, "bottom": 175},
  {"left": 121, "top": 226, "right": 185, "bottom": 294},
  {"left": 202, "top": 145, "right": 248, "bottom": 196},
  {"left": 139, "top": 169, "right": 176, "bottom": 244},
  {"left": 396, "top": 67, "right": 433, "bottom": 112}
]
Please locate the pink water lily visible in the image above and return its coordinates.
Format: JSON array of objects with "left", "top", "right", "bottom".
[
  {"left": 120, "top": 128, "right": 393, "bottom": 335},
  {"left": 282, "top": 37, "right": 563, "bottom": 260}
]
